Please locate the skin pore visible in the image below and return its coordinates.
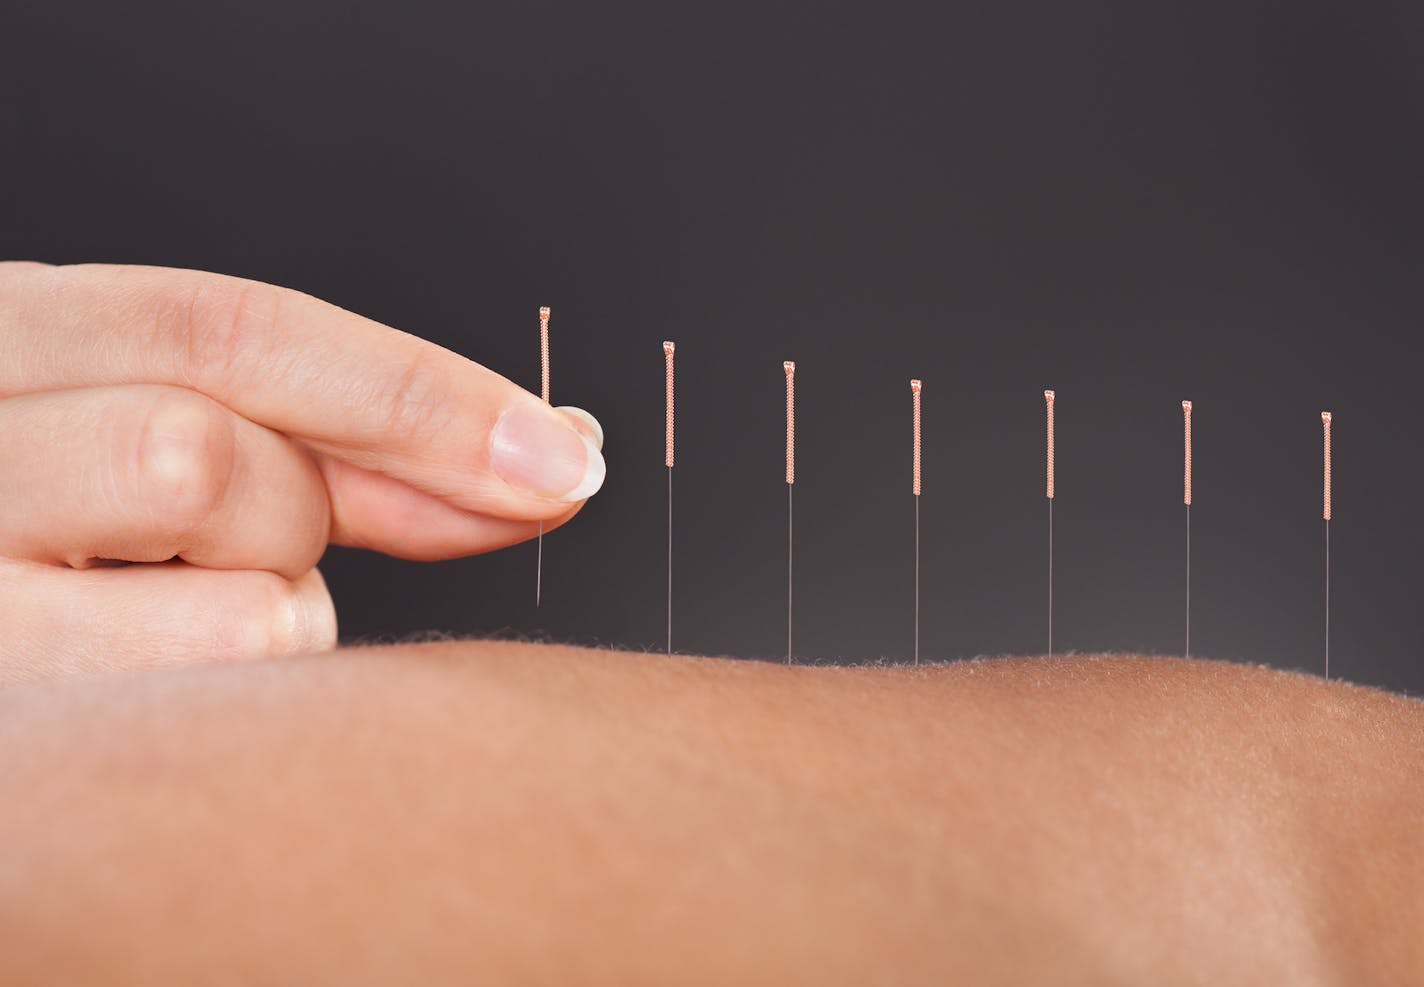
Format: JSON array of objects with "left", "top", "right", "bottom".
[{"left": 1, "top": 644, "right": 1420, "bottom": 985}]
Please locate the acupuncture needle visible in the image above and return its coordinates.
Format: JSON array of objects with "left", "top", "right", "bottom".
[
  {"left": 664, "top": 341, "right": 676, "bottom": 657},
  {"left": 784, "top": 360, "right": 796, "bottom": 665},
  {"left": 911, "top": 379, "right": 922, "bottom": 665},
  {"left": 1182, "top": 399, "right": 1193, "bottom": 658},
  {"left": 1045, "top": 390, "right": 1055, "bottom": 657},
  {"left": 1322, "top": 411, "right": 1332, "bottom": 679},
  {"left": 535, "top": 306, "right": 551, "bottom": 606}
]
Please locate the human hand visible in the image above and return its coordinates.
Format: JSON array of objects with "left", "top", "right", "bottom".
[{"left": 0, "top": 262, "right": 604, "bottom": 683}]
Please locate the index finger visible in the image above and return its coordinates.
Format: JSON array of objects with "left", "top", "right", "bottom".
[{"left": 0, "top": 263, "right": 604, "bottom": 521}]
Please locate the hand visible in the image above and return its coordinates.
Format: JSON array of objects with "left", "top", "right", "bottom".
[{"left": 0, "top": 262, "right": 604, "bottom": 683}]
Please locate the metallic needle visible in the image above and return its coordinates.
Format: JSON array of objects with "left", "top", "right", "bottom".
[
  {"left": 1182, "top": 399, "right": 1193, "bottom": 658},
  {"left": 1322, "top": 411, "right": 1332, "bottom": 679},
  {"left": 664, "top": 341, "right": 676, "bottom": 657},
  {"left": 785, "top": 361, "right": 796, "bottom": 664},
  {"left": 536, "top": 306, "right": 551, "bottom": 606},
  {"left": 1045, "top": 390, "right": 1055, "bottom": 657},
  {"left": 911, "top": 379, "right": 922, "bottom": 665}
]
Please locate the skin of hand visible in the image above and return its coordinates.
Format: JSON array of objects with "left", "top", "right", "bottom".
[
  {"left": 0, "top": 262, "right": 605, "bottom": 683},
  {"left": 0, "top": 645, "right": 1419, "bottom": 985}
]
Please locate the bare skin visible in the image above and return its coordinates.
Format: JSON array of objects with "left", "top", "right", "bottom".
[{"left": 1, "top": 643, "right": 1419, "bottom": 985}]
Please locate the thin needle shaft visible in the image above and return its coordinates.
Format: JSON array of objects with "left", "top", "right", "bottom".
[
  {"left": 668, "top": 466, "right": 673, "bottom": 656},
  {"left": 1322, "top": 411, "right": 1333, "bottom": 679},
  {"left": 535, "top": 306, "right": 551, "bottom": 607},
  {"left": 911, "top": 379, "right": 922, "bottom": 665},
  {"left": 785, "top": 361, "right": 796, "bottom": 665},
  {"left": 915, "top": 495, "right": 920, "bottom": 664},
  {"left": 664, "top": 341, "right": 676, "bottom": 657},
  {"left": 1183, "top": 400, "right": 1193, "bottom": 658},
  {"left": 1045, "top": 390, "right": 1055, "bottom": 657},
  {"left": 1185, "top": 504, "right": 1191, "bottom": 657}
]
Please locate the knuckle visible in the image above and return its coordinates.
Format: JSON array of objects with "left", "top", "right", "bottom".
[
  {"left": 173, "top": 276, "right": 284, "bottom": 390},
  {"left": 134, "top": 390, "right": 236, "bottom": 537}
]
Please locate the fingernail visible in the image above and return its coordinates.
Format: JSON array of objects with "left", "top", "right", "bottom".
[
  {"left": 491, "top": 402, "right": 606, "bottom": 502},
  {"left": 557, "top": 406, "right": 604, "bottom": 450}
]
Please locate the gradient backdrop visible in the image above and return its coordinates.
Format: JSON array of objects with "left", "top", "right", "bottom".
[{"left": 5, "top": 1, "right": 1422, "bottom": 692}]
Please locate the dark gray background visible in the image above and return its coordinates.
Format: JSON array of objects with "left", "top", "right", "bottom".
[{"left": 4, "top": 2, "right": 1421, "bottom": 692}]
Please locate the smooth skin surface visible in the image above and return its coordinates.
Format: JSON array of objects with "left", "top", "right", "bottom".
[
  {"left": 1, "top": 644, "right": 1420, "bottom": 985},
  {"left": 0, "top": 262, "right": 604, "bottom": 681}
]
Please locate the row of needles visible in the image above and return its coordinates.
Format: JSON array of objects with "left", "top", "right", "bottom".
[{"left": 530, "top": 312, "right": 1336, "bottom": 676}]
